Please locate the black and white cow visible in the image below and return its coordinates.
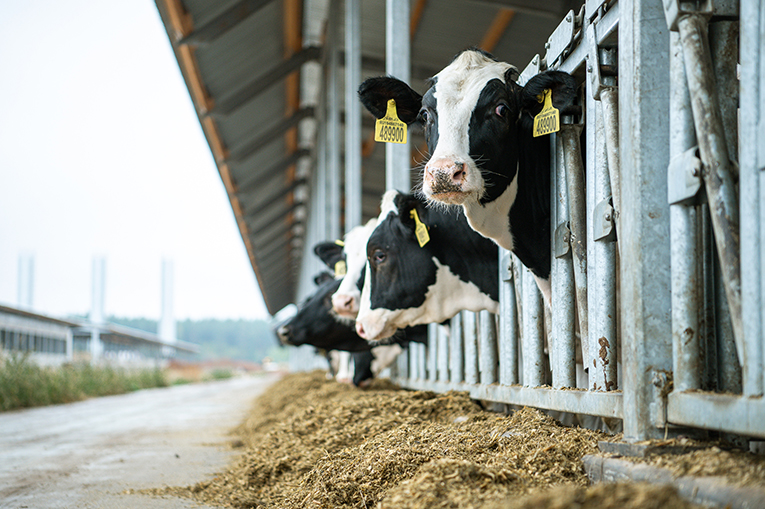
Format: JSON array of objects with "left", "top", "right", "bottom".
[
  {"left": 277, "top": 271, "right": 427, "bottom": 385},
  {"left": 355, "top": 190, "right": 499, "bottom": 341},
  {"left": 358, "top": 49, "right": 577, "bottom": 303}
]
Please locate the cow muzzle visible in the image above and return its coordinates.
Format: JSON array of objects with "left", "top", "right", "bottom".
[
  {"left": 423, "top": 158, "right": 468, "bottom": 204},
  {"left": 332, "top": 292, "right": 359, "bottom": 318}
]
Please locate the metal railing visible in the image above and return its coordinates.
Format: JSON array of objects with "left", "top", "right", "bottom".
[{"left": 387, "top": 0, "right": 765, "bottom": 443}]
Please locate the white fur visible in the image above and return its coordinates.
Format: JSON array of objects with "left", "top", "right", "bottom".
[
  {"left": 370, "top": 344, "right": 403, "bottom": 375},
  {"left": 357, "top": 257, "right": 500, "bottom": 341},
  {"left": 462, "top": 172, "right": 518, "bottom": 251},
  {"left": 332, "top": 218, "right": 378, "bottom": 318}
]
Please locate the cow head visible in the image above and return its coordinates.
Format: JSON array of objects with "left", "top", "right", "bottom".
[
  {"left": 355, "top": 190, "right": 498, "bottom": 341},
  {"left": 358, "top": 49, "right": 576, "bottom": 209},
  {"left": 330, "top": 219, "right": 378, "bottom": 320}
]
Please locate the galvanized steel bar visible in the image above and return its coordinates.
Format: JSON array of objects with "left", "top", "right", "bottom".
[
  {"left": 450, "top": 311, "right": 464, "bottom": 383},
  {"left": 437, "top": 324, "right": 449, "bottom": 382},
  {"left": 619, "top": 0, "right": 673, "bottom": 441},
  {"left": 428, "top": 331, "right": 437, "bottom": 381},
  {"left": 677, "top": 13, "right": 743, "bottom": 350},
  {"left": 344, "top": 0, "right": 362, "bottom": 232},
  {"left": 561, "top": 124, "right": 589, "bottom": 367},
  {"left": 326, "top": 0, "right": 341, "bottom": 240},
  {"left": 715, "top": 245, "right": 741, "bottom": 393},
  {"left": 498, "top": 250, "right": 519, "bottom": 385},
  {"left": 419, "top": 340, "right": 427, "bottom": 380},
  {"left": 522, "top": 268, "right": 545, "bottom": 387},
  {"left": 463, "top": 311, "right": 479, "bottom": 385},
  {"left": 667, "top": 391, "right": 765, "bottom": 439},
  {"left": 385, "top": 0, "right": 411, "bottom": 191},
  {"left": 739, "top": 0, "right": 764, "bottom": 397},
  {"left": 669, "top": 30, "right": 702, "bottom": 392},
  {"left": 478, "top": 310, "right": 498, "bottom": 385},
  {"left": 551, "top": 133, "right": 576, "bottom": 389},
  {"left": 409, "top": 340, "right": 419, "bottom": 380},
  {"left": 600, "top": 85, "right": 621, "bottom": 243},
  {"left": 587, "top": 91, "right": 618, "bottom": 392}
]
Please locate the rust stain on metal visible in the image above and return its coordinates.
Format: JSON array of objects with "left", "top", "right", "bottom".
[{"left": 598, "top": 336, "right": 610, "bottom": 365}]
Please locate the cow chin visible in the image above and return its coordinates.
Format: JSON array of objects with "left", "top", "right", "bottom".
[{"left": 355, "top": 315, "right": 398, "bottom": 343}]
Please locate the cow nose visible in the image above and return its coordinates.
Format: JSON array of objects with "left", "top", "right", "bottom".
[
  {"left": 355, "top": 321, "right": 367, "bottom": 339},
  {"left": 277, "top": 325, "right": 290, "bottom": 344},
  {"left": 425, "top": 158, "right": 466, "bottom": 186},
  {"left": 332, "top": 294, "right": 357, "bottom": 315}
]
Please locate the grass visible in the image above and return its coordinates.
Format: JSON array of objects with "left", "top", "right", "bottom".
[{"left": 0, "top": 353, "right": 169, "bottom": 412}]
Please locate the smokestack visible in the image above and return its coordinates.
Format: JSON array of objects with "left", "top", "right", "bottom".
[
  {"left": 159, "top": 259, "right": 176, "bottom": 343},
  {"left": 17, "top": 255, "right": 34, "bottom": 309}
]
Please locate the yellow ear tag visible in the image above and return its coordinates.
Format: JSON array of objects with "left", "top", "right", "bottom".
[
  {"left": 410, "top": 209, "right": 430, "bottom": 248},
  {"left": 334, "top": 239, "right": 344, "bottom": 247},
  {"left": 532, "top": 89, "right": 560, "bottom": 137},
  {"left": 374, "top": 99, "right": 407, "bottom": 144},
  {"left": 334, "top": 260, "right": 347, "bottom": 278}
]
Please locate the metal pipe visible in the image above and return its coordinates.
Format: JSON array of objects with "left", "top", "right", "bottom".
[
  {"left": 669, "top": 31, "right": 702, "bottom": 392},
  {"left": 327, "top": 0, "right": 341, "bottom": 240},
  {"left": 522, "top": 268, "right": 545, "bottom": 387},
  {"left": 588, "top": 93, "right": 618, "bottom": 392},
  {"left": 344, "top": 0, "right": 362, "bottom": 232},
  {"left": 739, "top": 0, "right": 764, "bottom": 397},
  {"left": 561, "top": 124, "right": 589, "bottom": 366},
  {"left": 479, "top": 310, "right": 498, "bottom": 385},
  {"left": 437, "top": 324, "right": 449, "bottom": 382},
  {"left": 450, "top": 311, "right": 464, "bottom": 383},
  {"left": 428, "top": 331, "right": 437, "bottom": 381},
  {"left": 677, "top": 13, "right": 743, "bottom": 350},
  {"left": 551, "top": 133, "right": 576, "bottom": 388},
  {"left": 463, "top": 311, "right": 479, "bottom": 384},
  {"left": 385, "top": 0, "right": 411, "bottom": 191},
  {"left": 409, "top": 339, "right": 419, "bottom": 380},
  {"left": 499, "top": 250, "right": 519, "bottom": 385}
]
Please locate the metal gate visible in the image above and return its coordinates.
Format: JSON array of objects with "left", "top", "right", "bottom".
[{"left": 380, "top": 0, "right": 765, "bottom": 443}]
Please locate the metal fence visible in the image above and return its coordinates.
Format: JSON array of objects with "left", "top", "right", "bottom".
[{"left": 384, "top": 0, "right": 765, "bottom": 443}]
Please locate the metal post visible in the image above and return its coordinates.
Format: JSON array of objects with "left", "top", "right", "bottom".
[
  {"left": 428, "top": 328, "right": 437, "bottom": 381},
  {"left": 410, "top": 340, "right": 419, "bottom": 380},
  {"left": 677, "top": 14, "right": 742, "bottom": 349},
  {"left": 385, "top": 0, "right": 411, "bottom": 191},
  {"left": 739, "top": 0, "right": 765, "bottom": 397},
  {"left": 437, "top": 324, "right": 449, "bottom": 382},
  {"left": 499, "top": 250, "right": 519, "bottom": 385},
  {"left": 450, "top": 311, "right": 464, "bottom": 383},
  {"left": 478, "top": 310, "right": 498, "bottom": 385},
  {"left": 669, "top": 31, "right": 702, "bottom": 392},
  {"left": 463, "top": 311, "right": 478, "bottom": 384},
  {"left": 327, "top": 0, "right": 341, "bottom": 240},
  {"left": 551, "top": 134, "right": 576, "bottom": 388},
  {"left": 619, "top": 0, "right": 672, "bottom": 440},
  {"left": 522, "top": 268, "right": 545, "bottom": 387},
  {"left": 344, "top": 0, "right": 362, "bottom": 232}
]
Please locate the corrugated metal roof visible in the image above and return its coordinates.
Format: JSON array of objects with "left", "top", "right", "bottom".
[{"left": 155, "top": 0, "right": 578, "bottom": 315}]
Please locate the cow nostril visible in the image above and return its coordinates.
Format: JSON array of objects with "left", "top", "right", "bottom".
[{"left": 355, "top": 322, "right": 366, "bottom": 338}]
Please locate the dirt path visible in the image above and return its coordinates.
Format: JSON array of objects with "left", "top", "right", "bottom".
[{"left": 0, "top": 373, "right": 281, "bottom": 509}]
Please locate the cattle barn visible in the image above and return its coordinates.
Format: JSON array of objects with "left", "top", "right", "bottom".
[{"left": 156, "top": 0, "right": 765, "bottom": 450}]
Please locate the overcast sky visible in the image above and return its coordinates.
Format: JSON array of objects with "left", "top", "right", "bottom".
[{"left": 0, "top": 1, "right": 270, "bottom": 321}]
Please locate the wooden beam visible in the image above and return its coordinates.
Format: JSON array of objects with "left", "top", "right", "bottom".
[
  {"left": 479, "top": 8, "right": 516, "bottom": 53},
  {"left": 178, "top": 0, "right": 279, "bottom": 46},
  {"left": 410, "top": 0, "right": 428, "bottom": 39}
]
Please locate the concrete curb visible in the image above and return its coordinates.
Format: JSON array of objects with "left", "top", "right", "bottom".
[{"left": 583, "top": 454, "right": 765, "bottom": 509}]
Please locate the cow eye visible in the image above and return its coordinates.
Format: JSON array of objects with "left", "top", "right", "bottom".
[
  {"left": 418, "top": 109, "right": 429, "bottom": 124},
  {"left": 495, "top": 104, "right": 508, "bottom": 118},
  {"left": 372, "top": 249, "right": 386, "bottom": 265}
]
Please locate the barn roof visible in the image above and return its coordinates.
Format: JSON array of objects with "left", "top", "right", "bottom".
[{"left": 154, "top": 0, "right": 577, "bottom": 315}]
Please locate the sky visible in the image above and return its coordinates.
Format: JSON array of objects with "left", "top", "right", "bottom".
[{"left": 0, "top": 1, "right": 270, "bottom": 321}]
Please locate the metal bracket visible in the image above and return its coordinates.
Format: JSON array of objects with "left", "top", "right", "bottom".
[
  {"left": 518, "top": 54, "right": 540, "bottom": 86},
  {"left": 586, "top": 24, "right": 618, "bottom": 101},
  {"left": 667, "top": 145, "right": 703, "bottom": 205},
  {"left": 501, "top": 252, "right": 513, "bottom": 282},
  {"left": 663, "top": 0, "right": 713, "bottom": 32},
  {"left": 554, "top": 222, "right": 571, "bottom": 259},
  {"left": 593, "top": 198, "right": 616, "bottom": 242},
  {"left": 544, "top": 10, "right": 576, "bottom": 68}
]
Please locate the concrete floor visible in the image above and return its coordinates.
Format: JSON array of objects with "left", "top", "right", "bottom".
[{"left": 0, "top": 373, "right": 281, "bottom": 509}]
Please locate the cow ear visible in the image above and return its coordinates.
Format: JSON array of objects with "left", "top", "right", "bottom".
[
  {"left": 520, "top": 71, "right": 578, "bottom": 117},
  {"left": 313, "top": 241, "right": 345, "bottom": 270},
  {"left": 395, "top": 194, "right": 424, "bottom": 231},
  {"left": 358, "top": 77, "right": 423, "bottom": 125},
  {"left": 314, "top": 271, "right": 334, "bottom": 286}
]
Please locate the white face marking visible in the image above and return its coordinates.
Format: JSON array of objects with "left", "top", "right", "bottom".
[
  {"left": 461, "top": 170, "right": 518, "bottom": 251},
  {"left": 424, "top": 51, "right": 516, "bottom": 202},
  {"left": 356, "top": 257, "right": 500, "bottom": 341},
  {"left": 331, "top": 218, "right": 378, "bottom": 319},
  {"left": 370, "top": 344, "right": 403, "bottom": 375}
]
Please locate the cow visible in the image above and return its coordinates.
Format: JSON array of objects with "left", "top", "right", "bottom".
[
  {"left": 358, "top": 48, "right": 577, "bottom": 304},
  {"left": 354, "top": 190, "right": 499, "bottom": 341},
  {"left": 277, "top": 271, "right": 427, "bottom": 386}
]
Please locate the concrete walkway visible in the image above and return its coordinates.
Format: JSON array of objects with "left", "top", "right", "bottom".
[{"left": 0, "top": 373, "right": 281, "bottom": 509}]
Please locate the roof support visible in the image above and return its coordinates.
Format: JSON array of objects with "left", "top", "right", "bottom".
[
  {"left": 236, "top": 148, "right": 311, "bottom": 193},
  {"left": 227, "top": 107, "right": 314, "bottom": 163},
  {"left": 178, "top": 0, "right": 280, "bottom": 46},
  {"left": 345, "top": 0, "right": 362, "bottom": 233},
  {"left": 211, "top": 45, "right": 321, "bottom": 117},
  {"left": 479, "top": 8, "right": 515, "bottom": 52},
  {"left": 327, "top": 0, "right": 342, "bottom": 241},
  {"left": 243, "top": 178, "right": 308, "bottom": 220},
  {"left": 386, "top": 0, "right": 412, "bottom": 192}
]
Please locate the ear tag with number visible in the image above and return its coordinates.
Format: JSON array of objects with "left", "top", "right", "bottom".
[
  {"left": 410, "top": 209, "right": 430, "bottom": 248},
  {"left": 532, "top": 89, "right": 560, "bottom": 138},
  {"left": 375, "top": 99, "right": 408, "bottom": 144},
  {"left": 334, "top": 239, "right": 344, "bottom": 247},
  {"left": 334, "top": 260, "right": 347, "bottom": 278}
]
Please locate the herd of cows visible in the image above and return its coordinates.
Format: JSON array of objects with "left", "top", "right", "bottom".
[{"left": 276, "top": 49, "right": 578, "bottom": 385}]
